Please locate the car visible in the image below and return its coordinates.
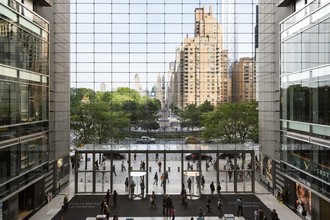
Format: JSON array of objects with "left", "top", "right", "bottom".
[
  {"left": 136, "top": 136, "right": 156, "bottom": 144},
  {"left": 103, "top": 152, "right": 126, "bottom": 159},
  {"left": 218, "top": 153, "right": 239, "bottom": 159},
  {"left": 184, "top": 153, "right": 211, "bottom": 161},
  {"left": 184, "top": 136, "right": 201, "bottom": 144}
]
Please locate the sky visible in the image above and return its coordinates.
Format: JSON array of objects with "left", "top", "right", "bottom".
[{"left": 70, "top": 0, "right": 259, "bottom": 91}]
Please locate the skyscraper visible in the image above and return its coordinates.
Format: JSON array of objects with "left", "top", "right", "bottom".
[
  {"left": 0, "top": 1, "right": 70, "bottom": 219},
  {"left": 232, "top": 57, "right": 256, "bottom": 102},
  {"left": 174, "top": 6, "right": 231, "bottom": 108}
]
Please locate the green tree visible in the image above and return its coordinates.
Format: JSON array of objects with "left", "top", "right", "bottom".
[
  {"left": 178, "top": 101, "right": 214, "bottom": 130},
  {"left": 138, "top": 98, "right": 161, "bottom": 131},
  {"left": 201, "top": 101, "right": 258, "bottom": 143},
  {"left": 71, "top": 102, "right": 130, "bottom": 145}
]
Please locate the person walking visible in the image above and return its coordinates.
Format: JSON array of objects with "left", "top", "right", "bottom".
[
  {"left": 187, "top": 178, "right": 192, "bottom": 193},
  {"left": 165, "top": 171, "right": 170, "bottom": 183},
  {"left": 180, "top": 188, "right": 188, "bottom": 207},
  {"left": 150, "top": 191, "right": 157, "bottom": 208},
  {"left": 162, "top": 195, "right": 167, "bottom": 215},
  {"left": 62, "top": 194, "right": 69, "bottom": 211},
  {"left": 158, "top": 161, "right": 162, "bottom": 172},
  {"left": 201, "top": 175, "right": 205, "bottom": 189},
  {"left": 125, "top": 177, "right": 129, "bottom": 191},
  {"left": 105, "top": 189, "right": 110, "bottom": 206},
  {"left": 155, "top": 153, "right": 159, "bottom": 161},
  {"left": 112, "top": 164, "right": 117, "bottom": 176},
  {"left": 217, "top": 182, "right": 222, "bottom": 196},
  {"left": 140, "top": 179, "right": 145, "bottom": 197},
  {"left": 206, "top": 195, "right": 211, "bottom": 213},
  {"left": 210, "top": 181, "right": 215, "bottom": 197},
  {"left": 217, "top": 198, "right": 223, "bottom": 218},
  {"left": 113, "top": 190, "right": 118, "bottom": 207},
  {"left": 121, "top": 161, "right": 126, "bottom": 172},
  {"left": 113, "top": 211, "right": 119, "bottom": 220},
  {"left": 166, "top": 195, "right": 173, "bottom": 217},
  {"left": 130, "top": 180, "right": 136, "bottom": 197},
  {"left": 134, "top": 153, "right": 137, "bottom": 161},
  {"left": 153, "top": 172, "right": 158, "bottom": 186},
  {"left": 100, "top": 199, "right": 106, "bottom": 214},
  {"left": 170, "top": 205, "right": 176, "bottom": 220},
  {"left": 271, "top": 209, "right": 279, "bottom": 220},
  {"left": 236, "top": 197, "right": 244, "bottom": 216},
  {"left": 198, "top": 208, "right": 205, "bottom": 218}
]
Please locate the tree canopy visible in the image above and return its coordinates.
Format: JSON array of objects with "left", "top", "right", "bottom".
[{"left": 201, "top": 101, "right": 258, "bottom": 143}]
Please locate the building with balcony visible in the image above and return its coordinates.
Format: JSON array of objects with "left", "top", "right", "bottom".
[
  {"left": 172, "top": 6, "right": 231, "bottom": 108},
  {"left": 0, "top": 0, "right": 70, "bottom": 219},
  {"left": 258, "top": 0, "right": 330, "bottom": 219}
]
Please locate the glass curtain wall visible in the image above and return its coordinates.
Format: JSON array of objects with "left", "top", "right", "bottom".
[{"left": 70, "top": 0, "right": 259, "bottom": 197}]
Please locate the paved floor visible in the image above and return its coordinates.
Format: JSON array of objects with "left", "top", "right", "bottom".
[{"left": 29, "top": 171, "right": 301, "bottom": 220}]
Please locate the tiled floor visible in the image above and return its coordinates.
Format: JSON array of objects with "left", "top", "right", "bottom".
[{"left": 29, "top": 171, "right": 301, "bottom": 220}]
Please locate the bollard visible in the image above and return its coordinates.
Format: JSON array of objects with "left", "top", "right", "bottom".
[
  {"left": 178, "top": 167, "right": 180, "bottom": 172},
  {"left": 168, "top": 167, "right": 170, "bottom": 172},
  {"left": 149, "top": 167, "right": 152, "bottom": 172}
]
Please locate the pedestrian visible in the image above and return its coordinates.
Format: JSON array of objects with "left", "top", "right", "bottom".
[
  {"left": 205, "top": 160, "right": 210, "bottom": 171},
  {"left": 160, "top": 173, "right": 165, "bottom": 187},
  {"left": 158, "top": 161, "right": 162, "bottom": 172},
  {"left": 134, "top": 153, "right": 137, "bottom": 161},
  {"left": 210, "top": 181, "right": 215, "bottom": 197},
  {"left": 198, "top": 208, "right": 205, "bottom": 218},
  {"left": 62, "top": 194, "right": 69, "bottom": 211},
  {"left": 206, "top": 195, "right": 211, "bottom": 213},
  {"left": 113, "top": 211, "right": 119, "bottom": 220},
  {"left": 166, "top": 195, "right": 173, "bottom": 217},
  {"left": 112, "top": 164, "right": 117, "bottom": 176},
  {"left": 254, "top": 208, "right": 259, "bottom": 220},
  {"left": 170, "top": 205, "right": 176, "bottom": 220},
  {"left": 217, "top": 182, "right": 221, "bottom": 196},
  {"left": 105, "top": 189, "right": 110, "bottom": 206},
  {"left": 140, "top": 179, "right": 145, "bottom": 196},
  {"left": 187, "top": 161, "right": 191, "bottom": 170},
  {"left": 201, "top": 175, "right": 205, "bottom": 189},
  {"left": 236, "top": 197, "right": 243, "bottom": 216},
  {"left": 187, "top": 178, "right": 192, "bottom": 193},
  {"left": 217, "top": 198, "right": 223, "bottom": 218},
  {"left": 130, "top": 180, "right": 136, "bottom": 197},
  {"left": 180, "top": 188, "right": 188, "bottom": 207},
  {"left": 95, "top": 160, "right": 99, "bottom": 170},
  {"left": 113, "top": 190, "right": 118, "bottom": 207},
  {"left": 102, "top": 154, "right": 106, "bottom": 164},
  {"left": 150, "top": 191, "right": 157, "bottom": 208},
  {"left": 121, "top": 161, "right": 126, "bottom": 171},
  {"left": 162, "top": 195, "right": 167, "bottom": 215},
  {"left": 271, "top": 209, "right": 279, "bottom": 220},
  {"left": 165, "top": 171, "right": 170, "bottom": 183},
  {"left": 100, "top": 199, "right": 106, "bottom": 214},
  {"left": 301, "top": 204, "right": 307, "bottom": 219},
  {"left": 125, "top": 177, "right": 129, "bottom": 191},
  {"left": 156, "top": 153, "right": 159, "bottom": 161},
  {"left": 104, "top": 204, "right": 110, "bottom": 219},
  {"left": 258, "top": 207, "right": 264, "bottom": 220},
  {"left": 153, "top": 172, "right": 158, "bottom": 186}
]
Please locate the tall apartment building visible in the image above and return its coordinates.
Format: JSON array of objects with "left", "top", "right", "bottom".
[
  {"left": 258, "top": 0, "right": 330, "bottom": 219},
  {"left": 232, "top": 57, "right": 256, "bottom": 102},
  {"left": 0, "top": 0, "right": 70, "bottom": 219},
  {"left": 171, "top": 6, "right": 231, "bottom": 108}
]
